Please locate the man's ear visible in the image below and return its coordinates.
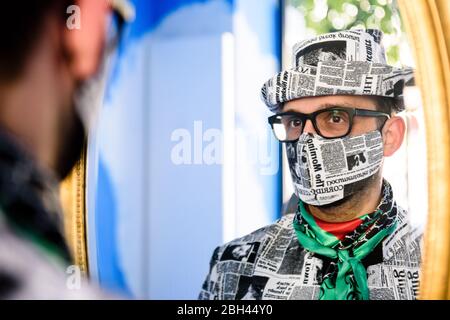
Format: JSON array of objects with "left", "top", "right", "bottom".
[
  {"left": 63, "top": 0, "right": 110, "bottom": 81},
  {"left": 382, "top": 115, "right": 406, "bottom": 157}
]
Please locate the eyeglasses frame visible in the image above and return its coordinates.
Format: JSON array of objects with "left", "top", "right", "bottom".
[{"left": 268, "top": 106, "right": 391, "bottom": 141}]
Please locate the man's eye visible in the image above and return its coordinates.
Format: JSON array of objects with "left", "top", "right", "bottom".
[
  {"left": 331, "top": 115, "right": 342, "bottom": 123},
  {"left": 327, "top": 111, "right": 347, "bottom": 124},
  {"left": 289, "top": 119, "right": 302, "bottom": 128}
]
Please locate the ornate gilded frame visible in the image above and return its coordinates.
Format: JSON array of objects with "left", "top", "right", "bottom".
[
  {"left": 398, "top": 0, "right": 450, "bottom": 299},
  {"left": 59, "top": 146, "right": 89, "bottom": 275}
]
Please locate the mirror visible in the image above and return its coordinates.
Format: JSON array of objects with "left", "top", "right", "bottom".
[
  {"left": 58, "top": 0, "right": 450, "bottom": 300},
  {"left": 398, "top": 0, "right": 450, "bottom": 299}
]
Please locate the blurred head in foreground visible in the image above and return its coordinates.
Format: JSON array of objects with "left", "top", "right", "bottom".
[
  {"left": 0, "top": 0, "right": 112, "bottom": 180},
  {"left": 0, "top": 0, "right": 131, "bottom": 299}
]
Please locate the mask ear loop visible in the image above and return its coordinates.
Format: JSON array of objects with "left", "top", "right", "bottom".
[
  {"left": 73, "top": 4, "right": 131, "bottom": 135},
  {"left": 73, "top": 45, "right": 112, "bottom": 135},
  {"left": 377, "top": 116, "right": 391, "bottom": 150},
  {"left": 377, "top": 115, "right": 390, "bottom": 135}
]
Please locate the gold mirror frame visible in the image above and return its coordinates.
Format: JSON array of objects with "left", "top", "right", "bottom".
[
  {"left": 398, "top": 0, "right": 450, "bottom": 299},
  {"left": 59, "top": 146, "right": 89, "bottom": 276},
  {"left": 58, "top": 0, "right": 450, "bottom": 298}
]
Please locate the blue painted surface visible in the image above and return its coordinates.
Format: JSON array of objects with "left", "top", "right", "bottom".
[
  {"left": 126, "top": 0, "right": 234, "bottom": 40},
  {"left": 89, "top": 0, "right": 282, "bottom": 299},
  {"left": 94, "top": 158, "right": 130, "bottom": 297},
  {"left": 146, "top": 34, "right": 224, "bottom": 298}
]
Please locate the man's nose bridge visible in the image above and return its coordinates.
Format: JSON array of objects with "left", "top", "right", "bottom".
[{"left": 303, "top": 119, "right": 316, "bottom": 134}]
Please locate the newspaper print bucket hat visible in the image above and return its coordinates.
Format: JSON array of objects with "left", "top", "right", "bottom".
[{"left": 261, "top": 29, "right": 414, "bottom": 113}]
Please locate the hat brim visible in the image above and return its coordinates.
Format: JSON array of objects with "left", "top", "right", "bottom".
[{"left": 261, "top": 61, "right": 414, "bottom": 113}]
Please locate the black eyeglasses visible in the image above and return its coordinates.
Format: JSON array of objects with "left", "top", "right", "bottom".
[
  {"left": 105, "top": 10, "right": 126, "bottom": 54},
  {"left": 268, "top": 107, "right": 390, "bottom": 141},
  {"left": 105, "top": 0, "right": 135, "bottom": 53}
]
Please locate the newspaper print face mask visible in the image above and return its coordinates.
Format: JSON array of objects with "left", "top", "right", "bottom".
[{"left": 286, "top": 130, "right": 384, "bottom": 206}]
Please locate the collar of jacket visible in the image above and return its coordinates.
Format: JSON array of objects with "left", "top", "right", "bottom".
[{"left": 0, "top": 129, "right": 71, "bottom": 264}]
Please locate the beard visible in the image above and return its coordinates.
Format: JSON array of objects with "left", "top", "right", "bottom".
[
  {"left": 310, "top": 169, "right": 382, "bottom": 217},
  {"left": 53, "top": 64, "right": 104, "bottom": 181},
  {"left": 54, "top": 104, "right": 86, "bottom": 180}
]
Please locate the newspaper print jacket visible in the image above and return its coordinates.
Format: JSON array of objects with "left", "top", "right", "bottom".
[{"left": 199, "top": 205, "right": 422, "bottom": 300}]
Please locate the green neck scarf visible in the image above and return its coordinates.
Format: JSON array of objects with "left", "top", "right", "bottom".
[{"left": 293, "top": 180, "right": 398, "bottom": 300}]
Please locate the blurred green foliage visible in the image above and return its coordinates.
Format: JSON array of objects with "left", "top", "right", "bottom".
[{"left": 288, "top": 0, "right": 403, "bottom": 65}]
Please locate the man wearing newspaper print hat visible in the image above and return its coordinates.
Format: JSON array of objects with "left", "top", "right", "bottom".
[{"left": 199, "top": 29, "right": 422, "bottom": 300}]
